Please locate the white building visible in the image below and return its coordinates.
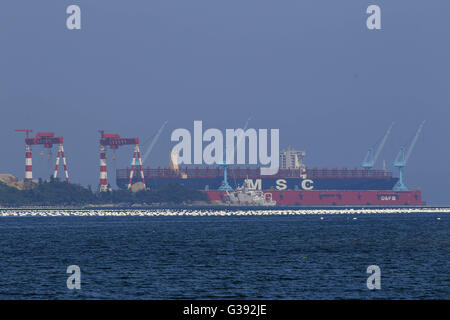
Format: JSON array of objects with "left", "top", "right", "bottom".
[{"left": 279, "top": 147, "right": 306, "bottom": 169}]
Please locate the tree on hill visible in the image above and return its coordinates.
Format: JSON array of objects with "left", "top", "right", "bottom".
[{"left": 0, "top": 178, "right": 208, "bottom": 206}]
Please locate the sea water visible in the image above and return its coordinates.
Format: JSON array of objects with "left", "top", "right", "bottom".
[{"left": 0, "top": 209, "right": 448, "bottom": 299}]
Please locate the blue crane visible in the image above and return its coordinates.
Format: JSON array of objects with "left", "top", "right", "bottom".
[
  {"left": 393, "top": 121, "right": 425, "bottom": 191},
  {"left": 219, "top": 116, "right": 252, "bottom": 191},
  {"left": 361, "top": 122, "right": 394, "bottom": 170},
  {"left": 141, "top": 121, "right": 168, "bottom": 166},
  {"left": 218, "top": 163, "right": 233, "bottom": 190}
]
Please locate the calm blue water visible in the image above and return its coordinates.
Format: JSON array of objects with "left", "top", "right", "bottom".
[{"left": 0, "top": 212, "right": 448, "bottom": 299}]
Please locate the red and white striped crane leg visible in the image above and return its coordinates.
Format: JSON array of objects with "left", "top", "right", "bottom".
[
  {"left": 127, "top": 145, "right": 138, "bottom": 189},
  {"left": 53, "top": 144, "right": 62, "bottom": 180},
  {"left": 99, "top": 145, "right": 108, "bottom": 192},
  {"left": 25, "top": 144, "right": 32, "bottom": 181},
  {"left": 61, "top": 145, "right": 69, "bottom": 183},
  {"left": 136, "top": 145, "right": 146, "bottom": 188}
]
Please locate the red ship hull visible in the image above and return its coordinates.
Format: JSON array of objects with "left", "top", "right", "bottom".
[{"left": 205, "top": 190, "right": 425, "bottom": 206}]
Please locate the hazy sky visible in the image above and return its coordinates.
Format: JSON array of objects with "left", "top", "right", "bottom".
[{"left": 1, "top": 1, "right": 449, "bottom": 203}]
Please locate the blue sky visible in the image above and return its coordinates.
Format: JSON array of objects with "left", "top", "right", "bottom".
[{"left": 0, "top": 1, "right": 449, "bottom": 203}]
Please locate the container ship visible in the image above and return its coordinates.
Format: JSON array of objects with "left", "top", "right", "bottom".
[{"left": 116, "top": 148, "right": 425, "bottom": 206}]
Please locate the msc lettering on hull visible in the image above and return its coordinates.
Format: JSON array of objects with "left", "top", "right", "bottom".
[{"left": 244, "top": 178, "right": 315, "bottom": 190}]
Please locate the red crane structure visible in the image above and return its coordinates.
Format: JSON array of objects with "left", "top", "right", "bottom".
[
  {"left": 15, "top": 129, "right": 69, "bottom": 182},
  {"left": 98, "top": 130, "right": 145, "bottom": 192}
]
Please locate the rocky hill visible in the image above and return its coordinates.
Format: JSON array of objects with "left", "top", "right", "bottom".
[{"left": 0, "top": 174, "right": 31, "bottom": 190}]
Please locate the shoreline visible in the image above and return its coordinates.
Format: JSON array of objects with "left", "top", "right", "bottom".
[{"left": 0, "top": 204, "right": 447, "bottom": 211}]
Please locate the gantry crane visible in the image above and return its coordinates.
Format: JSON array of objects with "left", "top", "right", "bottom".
[
  {"left": 15, "top": 129, "right": 69, "bottom": 182},
  {"left": 98, "top": 130, "right": 145, "bottom": 192},
  {"left": 361, "top": 122, "right": 394, "bottom": 170},
  {"left": 393, "top": 121, "right": 425, "bottom": 191}
]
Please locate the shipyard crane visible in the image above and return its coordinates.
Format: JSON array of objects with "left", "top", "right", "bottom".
[
  {"left": 15, "top": 129, "right": 69, "bottom": 182},
  {"left": 222, "top": 116, "right": 252, "bottom": 190},
  {"left": 361, "top": 122, "right": 394, "bottom": 170},
  {"left": 98, "top": 130, "right": 145, "bottom": 191},
  {"left": 142, "top": 121, "right": 168, "bottom": 165},
  {"left": 242, "top": 117, "right": 251, "bottom": 132},
  {"left": 240, "top": 117, "right": 252, "bottom": 145},
  {"left": 392, "top": 121, "right": 425, "bottom": 191},
  {"left": 218, "top": 163, "right": 233, "bottom": 190},
  {"left": 225, "top": 116, "right": 252, "bottom": 159}
]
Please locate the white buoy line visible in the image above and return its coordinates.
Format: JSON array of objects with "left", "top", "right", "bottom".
[{"left": 0, "top": 207, "right": 449, "bottom": 217}]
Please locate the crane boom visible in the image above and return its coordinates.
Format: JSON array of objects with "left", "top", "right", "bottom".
[
  {"left": 236, "top": 116, "right": 252, "bottom": 147},
  {"left": 394, "top": 121, "right": 425, "bottom": 165},
  {"left": 373, "top": 122, "right": 394, "bottom": 166},
  {"left": 404, "top": 120, "right": 425, "bottom": 164},
  {"left": 142, "top": 121, "right": 168, "bottom": 164},
  {"left": 223, "top": 116, "right": 252, "bottom": 165},
  {"left": 361, "top": 122, "right": 394, "bottom": 169},
  {"left": 243, "top": 117, "right": 251, "bottom": 131}
]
